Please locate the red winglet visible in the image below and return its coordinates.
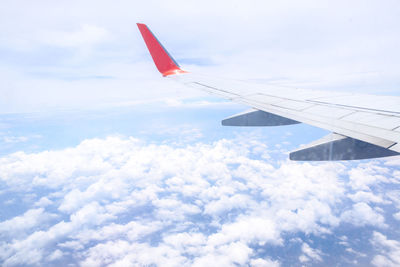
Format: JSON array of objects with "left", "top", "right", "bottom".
[{"left": 137, "top": 23, "right": 187, "bottom": 76}]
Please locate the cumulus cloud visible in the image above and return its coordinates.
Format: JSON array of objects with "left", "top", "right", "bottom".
[
  {"left": 341, "top": 202, "right": 386, "bottom": 228},
  {"left": 371, "top": 231, "right": 400, "bottom": 266},
  {"left": 0, "top": 208, "right": 54, "bottom": 238},
  {"left": 348, "top": 165, "right": 391, "bottom": 191},
  {"left": 299, "top": 243, "right": 323, "bottom": 263},
  {"left": 347, "top": 191, "right": 387, "bottom": 204},
  {"left": 250, "top": 258, "right": 280, "bottom": 267},
  {"left": 0, "top": 136, "right": 399, "bottom": 266}
]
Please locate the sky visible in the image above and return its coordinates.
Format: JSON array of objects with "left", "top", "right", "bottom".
[{"left": 1, "top": 0, "right": 400, "bottom": 266}]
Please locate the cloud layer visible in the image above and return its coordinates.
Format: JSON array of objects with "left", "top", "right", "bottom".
[{"left": 0, "top": 136, "right": 399, "bottom": 266}]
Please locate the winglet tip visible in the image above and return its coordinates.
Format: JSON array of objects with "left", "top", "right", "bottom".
[
  {"left": 137, "top": 23, "right": 188, "bottom": 77},
  {"left": 161, "top": 69, "right": 188, "bottom": 77}
]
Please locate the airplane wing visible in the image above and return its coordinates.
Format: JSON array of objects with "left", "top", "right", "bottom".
[{"left": 137, "top": 23, "right": 400, "bottom": 161}]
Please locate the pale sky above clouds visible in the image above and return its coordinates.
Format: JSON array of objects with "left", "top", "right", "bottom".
[
  {"left": 1, "top": 0, "right": 400, "bottom": 112},
  {"left": 1, "top": 1, "right": 400, "bottom": 266}
]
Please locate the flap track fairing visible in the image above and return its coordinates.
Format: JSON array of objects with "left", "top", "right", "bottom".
[{"left": 290, "top": 133, "right": 400, "bottom": 161}]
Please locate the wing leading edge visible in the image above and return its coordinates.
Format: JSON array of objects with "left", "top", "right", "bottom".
[{"left": 137, "top": 23, "right": 400, "bottom": 161}]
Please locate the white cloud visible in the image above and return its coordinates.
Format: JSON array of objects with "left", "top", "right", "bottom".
[
  {"left": 192, "top": 241, "right": 253, "bottom": 267},
  {"left": 299, "top": 243, "right": 323, "bottom": 263},
  {"left": 341, "top": 202, "right": 386, "bottom": 228},
  {"left": 163, "top": 232, "right": 207, "bottom": 253},
  {"left": 348, "top": 165, "right": 390, "bottom": 191},
  {"left": 0, "top": 208, "right": 54, "bottom": 238},
  {"left": 46, "top": 249, "right": 63, "bottom": 262},
  {"left": 371, "top": 231, "right": 400, "bottom": 267},
  {"left": 250, "top": 258, "right": 280, "bottom": 267},
  {"left": 347, "top": 191, "right": 387, "bottom": 204},
  {"left": 203, "top": 194, "right": 254, "bottom": 217},
  {"left": 208, "top": 217, "right": 281, "bottom": 247},
  {"left": 345, "top": 247, "right": 367, "bottom": 258},
  {"left": 81, "top": 240, "right": 190, "bottom": 267},
  {"left": 386, "top": 190, "right": 400, "bottom": 209},
  {"left": 34, "top": 197, "right": 53, "bottom": 207}
]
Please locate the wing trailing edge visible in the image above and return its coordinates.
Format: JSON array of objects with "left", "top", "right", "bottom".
[{"left": 222, "top": 109, "right": 300, "bottom": 126}]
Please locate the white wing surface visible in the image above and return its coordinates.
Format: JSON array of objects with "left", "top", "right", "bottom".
[{"left": 137, "top": 23, "right": 400, "bottom": 161}]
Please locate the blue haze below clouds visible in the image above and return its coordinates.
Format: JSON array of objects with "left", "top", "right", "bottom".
[{"left": 0, "top": 99, "right": 326, "bottom": 156}]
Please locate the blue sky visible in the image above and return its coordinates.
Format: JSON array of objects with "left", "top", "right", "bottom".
[{"left": 1, "top": 0, "right": 400, "bottom": 266}]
